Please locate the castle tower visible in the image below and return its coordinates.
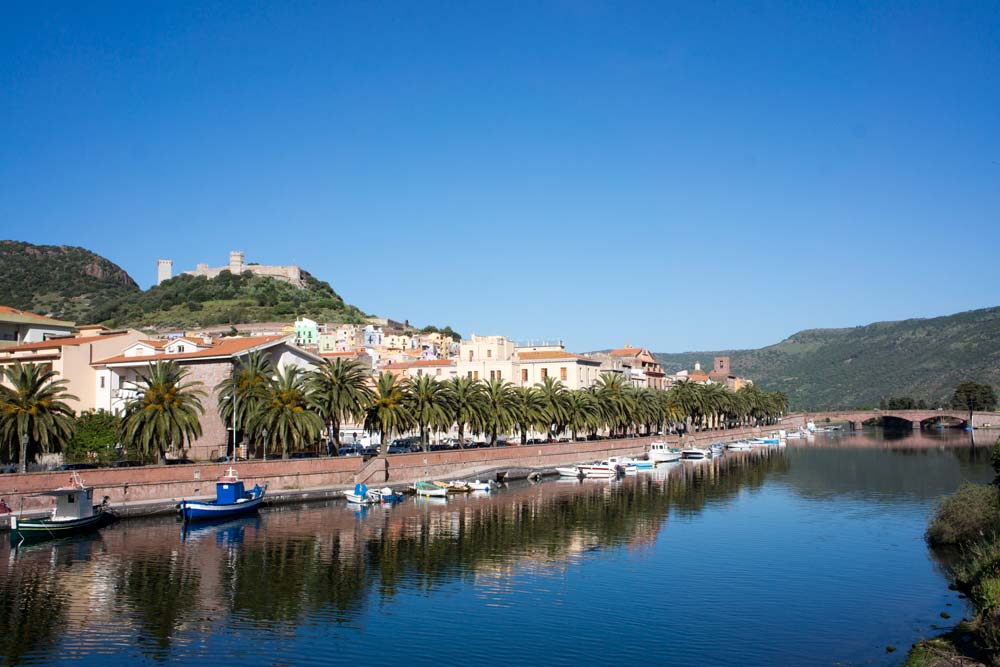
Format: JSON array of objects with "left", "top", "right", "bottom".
[
  {"left": 713, "top": 356, "right": 730, "bottom": 375},
  {"left": 156, "top": 259, "right": 173, "bottom": 285},
  {"left": 229, "top": 250, "right": 245, "bottom": 275}
]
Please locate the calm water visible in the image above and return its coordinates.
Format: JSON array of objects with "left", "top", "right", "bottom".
[{"left": 1, "top": 430, "right": 993, "bottom": 666}]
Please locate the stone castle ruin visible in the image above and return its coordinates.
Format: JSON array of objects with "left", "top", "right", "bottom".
[{"left": 156, "top": 251, "right": 304, "bottom": 288}]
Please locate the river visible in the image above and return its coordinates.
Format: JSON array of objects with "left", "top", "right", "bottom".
[{"left": 0, "top": 429, "right": 992, "bottom": 666}]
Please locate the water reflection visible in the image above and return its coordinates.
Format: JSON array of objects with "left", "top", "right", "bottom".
[{"left": 0, "top": 431, "right": 989, "bottom": 667}]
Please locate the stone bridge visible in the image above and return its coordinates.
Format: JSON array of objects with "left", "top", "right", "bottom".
[{"left": 802, "top": 409, "right": 1000, "bottom": 430}]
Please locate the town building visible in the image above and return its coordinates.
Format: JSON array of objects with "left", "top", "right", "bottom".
[
  {"left": 93, "top": 334, "right": 321, "bottom": 460},
  {"left": 380, "top": 359, "right": 458, "bottom": 381},
  {"left": 514, "top": 341, "right": 603, "bottom": 390},
  {"left": 589, "top": 345, "right": 668, "bottom": 389},
  {"left": 293, "top": 317, "right": 319, "bottom": 347},
  {"left": 0, "top": 306, "right": 76, "bottom": 347},
  {"left": 318, "top": 348, "right": 373, "bottom": 372},
  {"left": 707, "top": 356, "right": 752, "bottom": 390},
  {"left": 456, "top": 335, "right": 518, "bottom": 383},
  {"left": 0, "top": 328, "right": 146, "bottom": 412}
]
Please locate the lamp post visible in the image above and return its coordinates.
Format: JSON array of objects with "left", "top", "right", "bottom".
[
  {"left": 262, "top": 428, "right": 268, "bottom": 462},
  {"left": 224, "top": 394, "right": 237, "bottom": 463},
  {"left": 19, "top": 433, "right": 28, "bottom": 474}
]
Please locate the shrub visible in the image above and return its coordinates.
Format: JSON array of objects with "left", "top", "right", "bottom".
[{"left": 927, "top": 483, "right": 1000, "bottom": 546}]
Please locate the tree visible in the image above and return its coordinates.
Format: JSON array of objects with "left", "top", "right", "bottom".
[
  {"left": 482, "top": 380, "right": 518, "bottom": 446},
  {"left": 511, "top": 386, "right": 546, "bottom": 445},
  {"left": 66, "top": 410, "right": 121, "bottom": 463},
  {"left": 216, "top": 351, "right": 275, "bottom": 459},
  {"left": 120, "top": 361, "right": 205, "bottom": 464},
  {"left": 0, "top": 363, "right": 77, "bottom": 472},
  {"left": 564, "top": 390, "right": 599, "bottom": 441},
  {"left": 249, "top": 366, "right": 323, "bottom": 459},
  {"left": 445, "top": 376, "right": 486, "bottom": 448},
  {"left": 403, "top": 375, "right": 452, "bottom": 451},
  {"left": 364, "top": 372, "right": 413, "bottom": 453},
  {"left": 535, "top": 376, "right": 569, "bottom": 440},
  {"left": 307, "top": 358, "right": 373, "bottom": 455},
  {"left": 951, "top": 381, "right": 998, "bottom": 428}
]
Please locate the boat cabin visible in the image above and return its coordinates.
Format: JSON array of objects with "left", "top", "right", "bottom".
[
  {"left": 45, "top": 487, "right": 96, "bottom": 522},
  {"left": 216, "top": 470, "right": 248, "bottom": 504}
]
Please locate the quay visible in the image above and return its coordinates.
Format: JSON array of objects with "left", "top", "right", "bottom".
[{"left": 0, "top": 423, "right": 799, "bottom": 527}]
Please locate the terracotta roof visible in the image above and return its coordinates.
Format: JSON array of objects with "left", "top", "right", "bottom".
[
  {"left": 0, "top": 306, "right": 68, "bottom": 323},
  {"left": 516, "top": 350, "right": 600, "bottom": 363},
  {"left": 382, "top": 359, "right": 455, "bottom": 369},
  {"left": 320, "top": 349, "right": 368, "bottom": 358},
  {"left": 0, "top": 332, "right": 130, "bottom": 353},
  {"left": 96, "top": 335, "right": 290, "bottom": 365},
  {"left": 610, "top": 347, "right": 642, "bottom": 357},
  {"left": 137, "top": 340, "right": 169, "bottom": 349}
]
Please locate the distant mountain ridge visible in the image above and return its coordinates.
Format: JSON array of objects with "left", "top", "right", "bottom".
[{"left": 653, "top": 307, "right": 1000, "bottom": 410}]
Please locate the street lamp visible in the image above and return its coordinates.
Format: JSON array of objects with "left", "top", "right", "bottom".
[
  {"left": 262, "top": 428, "right": 268, "bottom": 462},
  {"left": 20, "top": 433, "right": 28, "bottom": 474},
  {"left": 223, "top": 394, "right": 238, "bottom": 463}
]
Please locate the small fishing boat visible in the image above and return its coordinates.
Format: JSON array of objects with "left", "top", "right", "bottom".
[
  {"left": 681, "top": 448, "right": 709, "bottom": 460},
  {"left": 179, "top": 468, "right": 267, "bottom": 522},
  {"left": 726, "top": 441, "right": 752, "bottom": 451},
  {"left": 648, "top": 441, "right": 681, "bottom": 463},
  {"left": 467, "top": 480, "right": 495, "bottom": 492},
  {"left": 345, "top": 483, "right": 374, "bottom": 504},
  {"left": 557, "top": 466, "right": 583, "bottom": 477},
  {"left": 578, "top": 460, "right": 622, "bottom": 478},
  {"left": 367, "top": 487, "right": 404, "bottom": 504},
  {"left": 414, "top": 481, "right": 448, "bottom": 497},
  {"left": 9, "top": 475, "right": 117, "bottom": 546},
  {"left": 607, "top": 456, "right": 637, "bottom": 474}
]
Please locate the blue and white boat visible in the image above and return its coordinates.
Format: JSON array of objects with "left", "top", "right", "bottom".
[{"left": 179, "top": 468, "right": 266, "bottom": 522}]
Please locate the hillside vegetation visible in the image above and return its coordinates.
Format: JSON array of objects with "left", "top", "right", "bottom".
[
  {"left": 0, "top": 240, "right": 140, "bottom": 321},
  {"left": 654, "top": 307, "right": 1000, "bottom": 411}
]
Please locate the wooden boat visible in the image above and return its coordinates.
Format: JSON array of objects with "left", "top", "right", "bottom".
[
  {"left": 438, "top": 481, "right": 471, "bottom": 493},
  {"left": 414, "top": 481, "right": 448, "bottom": 497},
  {"left": 179, "top": 468, "right": 266, "bottom": 522},
  {"left": 10, "top": 475, "right": 117, "bottom": 547}
]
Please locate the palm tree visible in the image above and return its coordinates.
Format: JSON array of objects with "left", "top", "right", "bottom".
[
  {"left": 0, "top": 363, "right": 77, "bottom": 472},
  {"left": 445, "top": 376, "right": 486, "bottom": 448},
  {"left": 594, "top": 373, "right": 631, "bottom": 438},
  {"left": 564, "top": 389, "right": 599, "bottom": 442},
  {"left": 307, "top": 358, "right": 374, "bottom": 455},
  {"left": 120, "top": 361, "right": 205, "bottom": 464},
  {"left": 364, "top": 372, "right": 413, "bottom": 453},
  {"left": 482, "top": 379, "right": 517, "bottom": 447},
  {"left": 667, "top": 380, "right": 706, "bottom": 433},
  {"left": 534, "top": 376, "right": 570, "bottom": 441},
  {"left": 511, "top": 386, "right": 546, "bottom": 445},
  {"left": 216, "top": 350, "right": 275, "bottom": 459},
  {"left": 248, "top": 366, "right": 323, "bottom": 459},
  {"left": 403, "top": 375, "right": 452, "bottom": 451}
]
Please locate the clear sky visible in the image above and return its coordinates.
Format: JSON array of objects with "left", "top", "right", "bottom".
[{"left": 2, "top": 2, "right": 998, "bottom": 352}]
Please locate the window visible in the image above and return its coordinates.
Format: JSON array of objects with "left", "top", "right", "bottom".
[
  {"left": 487, "top": 349, "right": 492, "bottom": 359},
  {"left": 490, "top": 370, "right": 496, "bottom": 381},
  {"left": 541, "top": 368, "right": 548, "bottom": 380},
  {"left": 436, "top": 369, "right": 441, "bottom": 376},
  {"left": 560, "top": 367, "right": 567, "bottom": 381},
  {"left": 496, "top": 370, "right": 501, "bottom": 380},
  {"left": 522, "top": 369, "right": 528, "bottom": 382},
  {"left": 99, "top": 376, "right": 105, "bottom": 389},
  {"left": 468, "top": 350, "right": 474, "bottom": 361},
  {"left": 474, "top": 371, "right": 479, "bottom": 380},
  {"left": 468, "top": 371, "right": 473, "bottom": 379}
]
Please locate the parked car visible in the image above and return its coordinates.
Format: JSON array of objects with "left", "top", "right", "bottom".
[
  {"left": 526, "top": 438, "right": 544, "bottom": 445},
  {"left": 165, "top": 458, "right": 195, "bottom": 465},
  {"left": 557, "top": 437, "right": 570, "bottom": 443},
  {"left": 340, "top": 445, "right": 363, "bottom": 457},
  {"left": 57, "top": 463, "right": 100, "bottom": 471},
  {"left": 111, "top": 460, "right": 143, "bottom": 468},
  {"left": 290, "top": 451, "right": 319, "bottom": 459},
  {"left": 386, "top": 443, "right": 411, "bottom": 454},
  {"left": 495, "top": 440, "right": 511, "bottom": 447}
]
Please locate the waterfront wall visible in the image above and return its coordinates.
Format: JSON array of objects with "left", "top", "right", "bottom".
[{"left": 0, "top": 424, "right": 785, "bottom": 515}]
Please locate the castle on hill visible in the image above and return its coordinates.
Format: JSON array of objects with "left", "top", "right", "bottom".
[{"left": 156, "top": 251, "right": 304, "bottom": 288}]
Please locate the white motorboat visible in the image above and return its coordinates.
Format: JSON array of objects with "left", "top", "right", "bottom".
[
  {"left": 557, "top": 466, "right": 583, "bottom": 477},
  {"left": 577, "top": 460, "right": 621, "bottom": 478},
  {"left": 648, "top": 441, "right": 681, "bottom": 463},
  {"left": 726, "top": 441, "right": 752, "bottom": 451},
  {"left": 607, "top": 456, "right": 637, "bottom": 474},
  {"left": 681, "top": 448, "right": 709, "bottom": 460},
  {"left": 467, "top": 480, "right": 495, "bottom": 492}
]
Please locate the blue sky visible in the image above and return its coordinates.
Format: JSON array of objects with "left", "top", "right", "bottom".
[{"left": 2, "top": 2, "right": 998, "bottom": 352}]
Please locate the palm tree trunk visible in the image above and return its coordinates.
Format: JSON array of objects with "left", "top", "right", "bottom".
[
  {"left": 19, "top": 434, "right": 27, "bottom": 474},
  {"left": 490, "top": 426, "right": 498, "bottom": 447},
  {"left": 458, "top": 423, "right": 465, "bottom": 449},
  {"left": 331, "top": 417, "right": 341, "bottom": 455}
]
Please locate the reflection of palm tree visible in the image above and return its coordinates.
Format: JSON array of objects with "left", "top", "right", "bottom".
[
  {"left": 0, "top": 362, "right": 77, "bottom": 472},
  {"left": 116, "top": 554, "right": 201, "bottom": 658},
  {"left": 120, "top": 361, "right": 205, "bottom": 464}
]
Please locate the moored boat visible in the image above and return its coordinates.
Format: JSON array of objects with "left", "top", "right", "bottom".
[
  {"left": 648, "top": 441, "right": 681, "bottom": 464},
  {"left": 557, "top": 466, "right": 583, "bottom": 477},
  {"left": 467, "top": 480, "right": 495, "bottom": 492},
  {"left": 367, "top": 487, "right": 404, "bottom": 504},
  {"left": 681, "top": 448, "right": 709, "bottom": 460},
  {"left": 9, "top": 475, "right": 117, "bottom": 547},
  {"left": 414, "top": 481, "right": 448, "bottom": 497},
  {"left": 577, "top": 460, "right": 621, "bottom": 478},
  {"left": 726, "top": 441, "right": 752, "bottom": 451},
  {"left": 345, "top": 483, "right": 374, "bottom": 504},
  {"left": 179, "top": 468, "right": 266, "bottom": 522}
]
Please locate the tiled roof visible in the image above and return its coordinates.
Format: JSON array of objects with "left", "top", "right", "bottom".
[
  {"left": 0, "top": 306, "right": 74, "bottom": 327},
  {"left": 0, "top": 332, "right": 130, "bottom": 353},
  {"left": 517, "top": 350, "right": 600, "bottom": 363},
  {"left": 610, "top": 347, "right": 642, "bottom": 357},
  {"left": 96, "top": 335, "right": 290, "bottom": 365},
  {"left": 382, "top": 359, "right": 455, "bottom": 369}
]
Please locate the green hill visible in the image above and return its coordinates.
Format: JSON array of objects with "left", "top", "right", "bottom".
[
  {"left": 0, "top": 240, "right": 140, "bottom": 322},
  {"left": 653, "top": 307, "right": 1000, "bottom": 411},
  {"left": 0, "top": 240, "right": 367, "bottom": 329}
]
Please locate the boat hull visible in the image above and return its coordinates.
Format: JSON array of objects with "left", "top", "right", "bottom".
[
  {"left": 10, "top": 509, "right": 116, "bottom": 546},
  {"left": 414, "top": 483, "right": 448, "bottom": 497},
  {"left": 180, "top": 492, "right": 265, "bottom": 522}
]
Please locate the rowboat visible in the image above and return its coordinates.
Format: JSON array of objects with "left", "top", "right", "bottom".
[
  {"left": 9, "top": 475, "right": 117, "bottom": 547},
  {"left": 179, "top": 468, "right": 267, "bottom": 522},
  {"left": 414, "top": 481, "right": 448, "bottom": 497}
]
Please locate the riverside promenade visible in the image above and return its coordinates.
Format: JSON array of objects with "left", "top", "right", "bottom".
[{"left": 0, "top": 421, "right": 801, "bottom": 523}]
